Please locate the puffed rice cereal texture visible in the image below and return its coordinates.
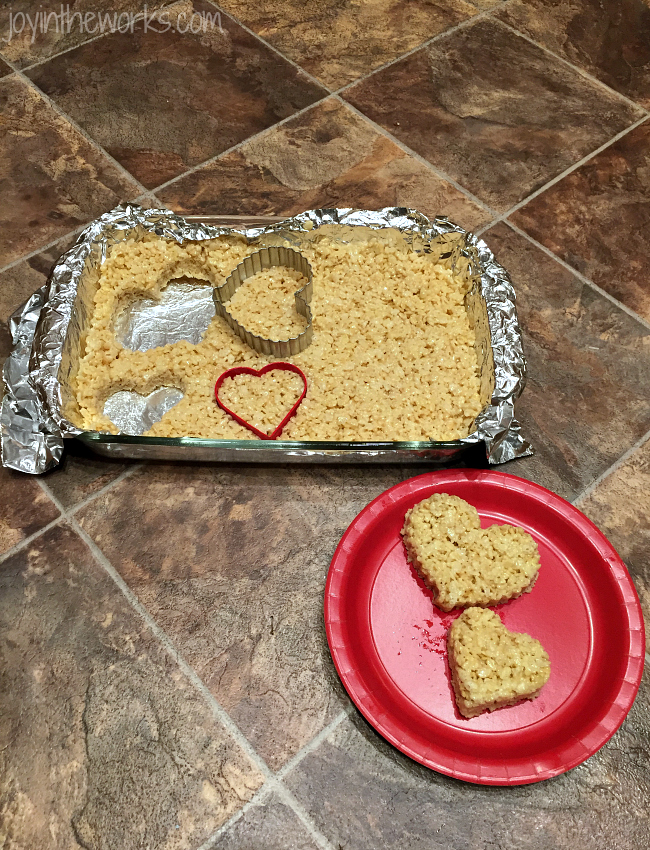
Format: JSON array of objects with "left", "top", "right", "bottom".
[
  {"left": 447, "top": 607, "right": 551, "bottom": 718},
  {"left": 70, "top": 230, "right": 484, "bottom": 441},
  {"left": 401, "top": 493, "right": 540, "bottom": 611}
]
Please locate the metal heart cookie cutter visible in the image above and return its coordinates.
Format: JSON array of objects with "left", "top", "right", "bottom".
[{"left": 213, "top": 246, "right": 313, "bottom": 357}]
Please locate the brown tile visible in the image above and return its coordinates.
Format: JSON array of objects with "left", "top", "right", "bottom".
[
  {"left": 285, "top": 672, "right": 650, "bottom": 850},
  {"left": 217, "top": 0, "right": 478, "bottom": 89},
  {"left": 157, "top": 99, "right": 491, "bottom": 229},
  {"left": 481, "top": 222, "right": 650, "bottom": 501},
  {"left": 44, "top": 440, "right": 131, "bottom": 510},
  {"left": 578, "top": 438, "right": 650, "bottom": 649},
  {"left": 511, "top": 119, "right": 650, "bottom": 322},
  {"left": 0, "top": 523, "right": 264, "bottom": 849},
  {"left": 76, "top": 463, "right": 419, "bottom": 769},
  {"left": 0, "top": 232, "right": 79, "bottom": 322},
  {"left": 0, "top": 56, "right": 12, "bottom": 77},
  {"left": 0, "top": 465, "right": 60, "bottom": 555},
  {"left": 495, "top": 0, "right": 650, "bottom": 108},
  {"left": 25, "top": 1, "right": 327, "bottom": 190},
  {"left": 0, "top": 76, "right": 139, "bottom": 268},
  {"left": 135, "top": 193, "right": 166, "bottom": 211},
  {"left": 0, "top": 1, "right": 173, "bottom": 70},
  {"left": 212, "top": 794, "right": 320, "bottom": 850},
  {"left": 343, "top": 17, "right": 642, "bottom": 212}
]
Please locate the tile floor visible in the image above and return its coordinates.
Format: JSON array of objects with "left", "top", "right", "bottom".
[{"left": 1, "top": 1, "right": 649, "bottom": 848}]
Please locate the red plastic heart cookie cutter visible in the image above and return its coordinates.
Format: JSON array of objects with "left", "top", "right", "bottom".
[{"left": 215, "top": 362, "right": 308, "bottom": 440}]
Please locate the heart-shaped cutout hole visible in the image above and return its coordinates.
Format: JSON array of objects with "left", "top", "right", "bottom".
[
  {"left": 448, "top": 608, "right": 551, "bottom": 718},
  {"left": 113, "top": 278, "right": 216, "bottom": 352},
  {"left": 215, "top": 363, "right": 307, "bottom": 440},
  {"left": 401, "top": 493, "right": 540, "bottom": 611},
  {"left": 104, "top": 387, "right": 184, "bottom": 435}
]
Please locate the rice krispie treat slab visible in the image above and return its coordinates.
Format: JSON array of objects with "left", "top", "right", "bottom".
[
  {"left": 325, "top": 470, "right": 644, "bottom": 785},
  {"left": 447, "top": 608, "right": 551, "bottom": 718},
  {"left": 401, "top": 493, "right": 540, "bottom": 611},
  {"left": 71, "top": 231, "right": 484, "bottom": 441}
]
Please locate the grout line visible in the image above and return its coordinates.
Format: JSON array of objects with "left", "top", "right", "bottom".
[
  {"left": 473, "top": 218, "right": 499, "bottom": 238},
  {"left": 0, "top": 57, "right": 17, "bottom": 73},
  {"left": 34, "top": 475, "right": 337, "bottom": 849},
  {"left": 154, "top": 78, "right": 494, "bottom": 222},
  {"left": 495, "top": 17, "right": 650, "bottom": 118},
  {"left": 150, "top": 92, "right": 331, "bottom": 194},
  {"left": 5, "top": 2, "right": 329, "bottom": 209},
  {"left": 333, "top": 8, "right": 491, "bottom": 99},
  {"left": 271, "top": 783, "right": 336, "bottom": 850},
  {"left": 8, "top": 0, "right": 491, "bottom": 216},
  {"left": 504, "top": 220, "right": 650, "bottom": 332},
  {"left": 494, "top": 114, "right": 650, "bottom": 225},
  {"left": 196, "top": 784, "right": 275, "bottom": 850},
  {"left": 0, "top": 457, "right": 143, "bottom": 571},
  {"left": 573, "top": 427, "right": 650, "bottom": 507},
  {"left": 0, "top": 224, "right": 88, "bottom": 278},
  {"left": 0, "top": 514, "right": 64, "bottom": 565},
  {"left": 206, "top": 0, "right": 487, "bottom": 104},
  {"left": 5, "top": 7, "right": 641, "bottom": 838},
  {"left": 63, "top": 504, "right": 345, "bottom": 845},
  {"left": 70, "top": 501, "right": 337, "bottom": 849},
  {"left": 65, "top": 463, "right": 143, "bottom": 517},
  {"left": 197, "top": 777, "right": 337, "bottom": 850},
  {"left": 132, "top": 190, "right": 163, "bottom": 209},
  {"left": 335, "top": 95, "right": 498, "bottom": 218},
  {"left": 16, "top": 31, "right": 109, "bottom": 72},
  {"left": 162, "top": 0, "right": 645, "bottom": 229},
  {"left": 207, "top": 2, "right": 332, "bottom": 94},
  {"left": 0, "top": 48, "right": 22, "bottom": 75},
  {"left": 155, "top": 0, "right": 492, "bottom": 205},
  {"left": 0, "top": 192, "right": 153, "bottom": 280},
  {"left": 60, "top": 507, "right": 273, "bottom": 778},
  {"left": 3, "top": 1, "right": 182, "bottom": 73},
  {"left": 14, "top": 69, "right": 150, "bottom": 197},
  {"left": 275, "top": 708, "right": 351, "bottom": 781},
  {"left": 120, "top": 190, "right": 161, "bottom": 210}
]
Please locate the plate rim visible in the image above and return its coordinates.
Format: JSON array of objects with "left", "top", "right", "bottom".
[{"left": 324, "top": 470, "right": 646, "bottom": 785}]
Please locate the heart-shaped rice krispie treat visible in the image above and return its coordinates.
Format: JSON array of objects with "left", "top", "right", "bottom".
[
  {"left": 448, "top": 607, "right": 551, "bottom": 718},
  {"left": 401, "top": 493, "right": 540, "bottom": 611}
]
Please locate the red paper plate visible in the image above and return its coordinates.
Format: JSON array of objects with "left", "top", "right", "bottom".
[{"left": 324, "top": 470, "right": 645, "bottom": 785}]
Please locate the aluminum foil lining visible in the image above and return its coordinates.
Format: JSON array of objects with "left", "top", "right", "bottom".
[
  {"left": 1, "top": 204, "right": 533, "bottom": 473},
  {"left": 103, "top": 387, "right": 184, "bottom": 436},
  {"left": 114, "top": 281, "right": 216, "bottom": 351},
  {"left": 1, "top": 287, "right": 64, "bottom": 473},
  {"left": 214, "top": 246, "right": 313, "bottom": 357}
]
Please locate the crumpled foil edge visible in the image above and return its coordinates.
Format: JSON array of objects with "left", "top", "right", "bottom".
[
  {"left": 1, "top": 203, "right": 533, "bottom": 473},
  {"left": 1, "top": 286, "right": 66, "bottom": 473},
  {"left": 459, "top": 231, "right": 532, "bottom": 464}
]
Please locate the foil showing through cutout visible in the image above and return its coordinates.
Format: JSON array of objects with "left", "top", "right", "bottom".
[
  {"left": 103, "top": 387, "right": 184, "bottom": 435},
  {"left": 114, "top": 281, "right": 216, "bottom": 352}
]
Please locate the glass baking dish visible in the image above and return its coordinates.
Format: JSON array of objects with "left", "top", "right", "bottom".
[{"left": 71, "top": 213, "right": 494, "bottom": 465}]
